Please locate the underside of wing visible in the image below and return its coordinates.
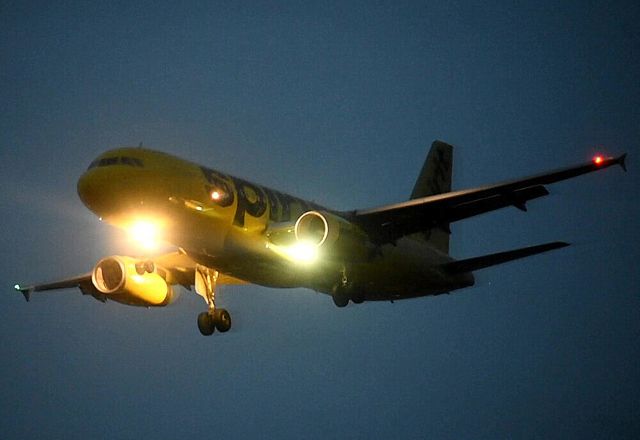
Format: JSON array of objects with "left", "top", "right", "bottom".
[
  {"left": 351, "top": 153, "right": 626, "bottom": 244},
  {"left": 15, "top": 251, "right": 248, "bottom": 303},
  {"left": 15, "top": 273, "right": 94, "bottom": 302},
  {"left": 153, "top": 251, "right": 248, "bottom": 287}
]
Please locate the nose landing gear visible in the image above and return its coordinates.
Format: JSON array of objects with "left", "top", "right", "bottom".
[{"left": 195, "top": 265, "right": 231, "bottom": 336}]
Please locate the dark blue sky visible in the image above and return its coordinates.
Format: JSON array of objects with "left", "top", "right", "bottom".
[{"left": 1, "top": 1, "right": 638, "bottom": 438}]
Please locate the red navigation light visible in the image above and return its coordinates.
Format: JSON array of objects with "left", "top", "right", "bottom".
[{"left": 593, "top": 155, "right": 604, "bottom": 165}]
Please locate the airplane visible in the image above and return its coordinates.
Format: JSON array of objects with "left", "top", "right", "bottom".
[{"left": 14, "top": 141, "right": 627, "bottom": 336}]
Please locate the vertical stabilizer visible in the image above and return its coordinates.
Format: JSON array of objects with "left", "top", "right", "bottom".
[
  {"left": 411, "top": 140, "right": 453, "bottom": 198},
  {"left": 410, "top": 140, "right": 453, "bottom": 254}
]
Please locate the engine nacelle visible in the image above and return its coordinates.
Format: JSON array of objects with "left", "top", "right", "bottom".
[
  {"left": 294, "top": 210, "right": 369, "bottom": 258},
  {"left": 91, "top": 256, "right": 176, "bottom": 307}
]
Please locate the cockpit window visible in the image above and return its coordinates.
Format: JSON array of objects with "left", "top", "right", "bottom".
[
  {"left": 121, "top": 156, "right": 142, "bottom": 167},
  {"left": 88, "top": 156, "right": 144, "bottom": 170}
]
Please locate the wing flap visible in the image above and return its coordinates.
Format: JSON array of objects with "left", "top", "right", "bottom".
[{"left": 448, "top": 185, "right": 549, "bottom": 219}]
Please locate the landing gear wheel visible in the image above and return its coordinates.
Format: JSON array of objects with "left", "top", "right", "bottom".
[
  {"left": 135, "top": 260, "right": 155, "bottom": 275},
  {"left": 332, "top": 288, "right": 350, "bottom": 308},
  {"left": 214, "top": 309, "right": 232, "bottom": 332},
  {"left": 144, "top": 260, "right": 155, "bottom": 273},
  {"left": 197, "top": 312, "right": 215, "bottom": 336}
]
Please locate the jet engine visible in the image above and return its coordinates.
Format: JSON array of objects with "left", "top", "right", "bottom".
[
  {"left": 91, "top": 256, "right": 176, "bottom": 306},
  {"left": 294, "top": 210, "right": 369, "bottom": 259}
]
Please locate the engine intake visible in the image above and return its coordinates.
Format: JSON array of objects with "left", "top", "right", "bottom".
[
  {"left": 295, "top": 211, "right": 335, "bottom": 246},
  {"left": 294, "top": 211, "right": 369, "bottom": 259},
  {"left": 92, "top": 256, "right": 175, "bottom": 306}
]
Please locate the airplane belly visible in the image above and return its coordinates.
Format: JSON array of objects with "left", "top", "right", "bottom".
[
  {"left": 186, "top": 232, "right": 304, "bottom": 288},
  {"left": 189, "top": 251, "right": 303, "bottom": 288},
  {"left": 331, "top": 238, "right": 475, "bottom": 300},
  {"left": 185, "top": 230, "right": 475, "bottom": 298}
]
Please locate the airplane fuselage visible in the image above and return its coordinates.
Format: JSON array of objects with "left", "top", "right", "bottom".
[{"left": 77, "top": 148, "right": 474, "bottom": 300}]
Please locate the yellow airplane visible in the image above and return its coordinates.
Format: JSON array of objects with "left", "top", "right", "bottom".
[{"left": 15, "top": 141, "right": 627, "bottom": 336}]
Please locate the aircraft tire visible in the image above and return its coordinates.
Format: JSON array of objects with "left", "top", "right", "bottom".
[
  {"left": 197, "top": 312, "right": 215, "bottom": 336},
  {"left": 332, "top": 289, "right": 349, "bottom": 308},
  {"left": 214, "top": 309, "right": 232, "bottom": 333},
  {"left": 144, "top": 260, "right": 155, "bottom": 273}
]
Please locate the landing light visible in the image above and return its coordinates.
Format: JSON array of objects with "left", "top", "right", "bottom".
[
  {"left": 287, "top": 242, "right": 319, "bottom": 264},
  {"left": 129, "top": 220, "right": 160, "bottom": 250},
  {"left": 593, "top": 155, "right": 604, "bottom": 165}
]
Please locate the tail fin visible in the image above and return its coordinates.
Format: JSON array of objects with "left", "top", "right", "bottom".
[
  {"left": 410, "top": 140, "right": 453, "bottom": 254},
  {"left": 411, "top": 140, "right": 453, "bottom": 199}
]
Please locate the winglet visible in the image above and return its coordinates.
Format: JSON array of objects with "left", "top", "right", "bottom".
[{"left": 14, "top": 284, "right": 32, "bottom": 302}]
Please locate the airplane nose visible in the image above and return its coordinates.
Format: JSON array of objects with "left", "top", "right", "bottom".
[
  {"left": 76, "top": 150, "right": 169, "bottom": 220},
  {"left": 77, "top": 171, "right": 92, "bottom": 203},
  {"left": 76, "top": 159, "right": 143, "bottom": 217},
  {"left": 77, "top": 168, "right": 107, "bottom": 215}
]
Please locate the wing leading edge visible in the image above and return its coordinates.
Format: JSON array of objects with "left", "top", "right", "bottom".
[{"left": 352, "top": 153, "right": 627, "bottom": 244}]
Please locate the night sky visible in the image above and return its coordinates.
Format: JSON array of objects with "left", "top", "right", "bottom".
[{"left": 1, "top": 1, "right": 638, "bottom": 439}]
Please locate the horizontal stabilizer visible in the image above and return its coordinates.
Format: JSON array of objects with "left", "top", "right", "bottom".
[{"left": 443, "top": 241, "right": 570, "bottom": 274}]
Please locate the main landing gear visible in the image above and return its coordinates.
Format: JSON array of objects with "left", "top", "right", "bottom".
[
  {"left": 332, "top": 285, "right": 364, "bottom": 307},
  {"left": 195, "top": 265, "right": 231, "bottom": 336},
  {"left": 331, "top": 268, "right": 364, "bottom": 307}
]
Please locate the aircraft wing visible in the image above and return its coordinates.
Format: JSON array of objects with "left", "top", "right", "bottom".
[
  {"left": 151, "top": 251, "right": 248, "bottom": 287},
  {"left": 15, "top": 251, "right": 246, "bottom": 302},
  {"left": 15, "top": 273, "right": 95, "bottom": 302},
  {"left": 352, "top": 154, "right": 627, "bottom": 243}
]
